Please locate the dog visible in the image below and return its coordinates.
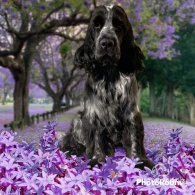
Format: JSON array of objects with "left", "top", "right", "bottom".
[{"left": 60, "top": 5, "right": 154, "bottom": 170}]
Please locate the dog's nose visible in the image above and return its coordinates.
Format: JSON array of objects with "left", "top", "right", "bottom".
[{"left": 100, "top": 39, "right": 114, "bottom": 51}]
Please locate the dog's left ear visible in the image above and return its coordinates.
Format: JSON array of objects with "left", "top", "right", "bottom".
[
  {"left": 74, "top": 25, "right": 95, "bottom": 70},
  {"left": 118, "top": 18, "right": 144, "bottom": 74}
]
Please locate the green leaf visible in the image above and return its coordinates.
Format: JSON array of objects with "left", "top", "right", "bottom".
[{"left": 59, "top": 42, "right": 70, "bottom": 56}]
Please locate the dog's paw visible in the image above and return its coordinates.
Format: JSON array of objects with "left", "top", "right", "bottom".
[{"left": 89, "top": 156, "right": 105, "bottom": 168}]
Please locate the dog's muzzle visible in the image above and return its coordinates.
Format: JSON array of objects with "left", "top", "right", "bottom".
[{"left": 95, "top": 35, "right": 120, "bottom": 65}]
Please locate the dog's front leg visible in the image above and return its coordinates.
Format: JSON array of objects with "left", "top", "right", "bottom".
[
  {"left": 122, "top": 111, "right": 154, "bottom": 169},
  {"left": 91, "top": 131, "right": 106, "bottom": 166},
  {"left": 85, "top": 128, "right": 106, "bottom": 166}
]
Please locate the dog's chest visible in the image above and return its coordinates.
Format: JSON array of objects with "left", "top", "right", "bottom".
[
  {"left": 85, "top": 74, "right": 131, "bottom": 124},
  {"left": 93, "top": 74, "right": 131, "bottom": 103}
]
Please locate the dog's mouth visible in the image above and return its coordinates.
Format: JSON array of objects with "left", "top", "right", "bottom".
[
  {"left": 95, "top": 54, "right": 118, "bottom": 66},
  {"left": 101, "top": 55, "right": 115, "bottom": 66}
]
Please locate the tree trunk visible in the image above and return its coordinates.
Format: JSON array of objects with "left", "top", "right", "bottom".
[
  {"left": 11, "top": 37, "right": 37, "bottom": 125},
  {"left": 190, "top": 106, "right": 195, "bottom": 126},
  {"left": 2, "top": 92, "right": 8, "bottom": 105},
  {"left": 187, "top": 93, "right": 195, "bottom": 126},
  {"left": 165, "top": 85, "right": 174, "bottom": 119},
  {"left": 12, "top": 68, "right": 30, "bottom": 124},
  {"left": 52, "top": 95, "right": 63, "bottom": 112},
  {"left": 65, "top": 92, "right": 73, "bottom": 106},
  {"left": 160, "top": 90, "right": 166, "bottom": 117},
  {"left": 149, "top": 83, "right": 156, "bottom": 116}
]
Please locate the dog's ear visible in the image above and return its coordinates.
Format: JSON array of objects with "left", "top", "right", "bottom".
[
  {"left": 74, "top": 25, "right": 95, "bottom": 70},
  {"left": 118, "top": 16, "right": 144, "bottom": 74}
]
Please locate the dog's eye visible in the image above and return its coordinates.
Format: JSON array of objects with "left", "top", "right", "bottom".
[
  {"left": 113, "top": 18, "right": 123, "bottom": 30},
  {"left": 93, "top": 16, "right": 104, "bottom": 29}
]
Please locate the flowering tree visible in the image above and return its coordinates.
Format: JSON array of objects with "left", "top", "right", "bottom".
[
  {"left": 32, "top": 36, "right": 85, "bottom": 111},
  {"left": 124, "top": 0, "right": 195, "bottom": 121},
  {"left": 175, "top": 24, "right": 195, "bottom": 124},
  {"left": 0, "top": 0, "right": 89, "bottom": 124}
]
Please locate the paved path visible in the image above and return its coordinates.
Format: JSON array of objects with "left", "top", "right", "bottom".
[
  {"left": 143, "top": 119, "right": 195, "bottom": 152},
  {"left": 0, "top": 106, "right": 81, "bottom": 147}
]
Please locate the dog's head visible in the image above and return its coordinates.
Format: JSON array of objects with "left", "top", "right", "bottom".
[{"left": 74, "top": 5, "right": 144, "bottom": 74}]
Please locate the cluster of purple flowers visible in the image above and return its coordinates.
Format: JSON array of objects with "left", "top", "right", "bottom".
[{"left": 0, "top": 123, "right": 195, "bottom": 194}]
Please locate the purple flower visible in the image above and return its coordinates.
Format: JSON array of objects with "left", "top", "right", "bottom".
[
  {"left": 0, "top": 166, "right": 6, "bottom": 177},
  {"left": 37, "top": 171, "right": 56, "bottom": 187},
  {"left": 170, "top": 128, "right": 182, "bottom": 139},
  {"left": 83, "top": 0, "right": 90, "bottom": 7},
  {"left": 0, "top": 121, "right": 195, "bottom": 193},
  {"left": 38, "top": 4, "right": 45, "bottom": 10},
  {"left": 18, "top": 173, "right": 39, "bottom": 191},
  {"left": 166, "top": 25, "right": 175, "bottom": 35},
  {"left": 0, "top": 143, "right": 6, "bottom": 153}
]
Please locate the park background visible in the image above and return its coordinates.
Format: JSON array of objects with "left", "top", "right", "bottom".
[{"left": 0, "top": 0, "right": 195, "bottom": 128}]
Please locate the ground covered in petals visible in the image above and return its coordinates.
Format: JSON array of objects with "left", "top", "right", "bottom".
[{"left": 0, "top": 122, "right": 195, "bottom": 194}]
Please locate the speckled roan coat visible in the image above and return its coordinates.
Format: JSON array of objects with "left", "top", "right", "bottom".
[{"left": 60, "top": 5, "right": 154, "bottom": 169}]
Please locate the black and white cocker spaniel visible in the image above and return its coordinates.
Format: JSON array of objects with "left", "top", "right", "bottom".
[{"left": 60, "top": 5, "right": 154, "bottom": 169}]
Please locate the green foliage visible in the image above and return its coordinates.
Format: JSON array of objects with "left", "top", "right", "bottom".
[
  {"left": 66, "top": 0, "right": 89, "bottom": 14},
  {"left": 140, "top": 88, "right": 150, "bottom": 113},
  {"left": 175, "top": 25, "right": 195, "bottom": 95},
  {"left": 141, "top": 23, "right": 195, "bottom": 123},
  {"left": 59, "top": 42, "right": 70, "bottom": 56},
  {"left": 67, "top": 0, "right": 83, "bottom": 8}
]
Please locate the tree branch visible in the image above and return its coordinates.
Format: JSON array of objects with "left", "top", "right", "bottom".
[
  {"left": 4, "top": 12, "right": 14, "bottom": 34},
  {"left": 33, "top": 81, "right": 47, "bottom": 92},
  {"left": 93, "top": 0, "right": 97, "bottom": 8},
  {"left": 12, "top": 0, "right": 22, "bottom": 11},
  {"left": 0, "top": 40, "right": 25, "bottom": 57},
  {"left": 0, "top": 57, "right": 21, "bottom": 70},
  {"left": 0, "top": 15, "right": 89, "bottom": 57},
  {"left": 34, "top": 52, "right": 55, "bottom": 96},
  {"left": 41, "top": 3, "right": 65, "bottom": 24},
  {"left": 4, "top": 16, "right": 89, "bottom": 39},
  {"left": 51, "top": 32, "right": 84, "bottom": 41}
]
